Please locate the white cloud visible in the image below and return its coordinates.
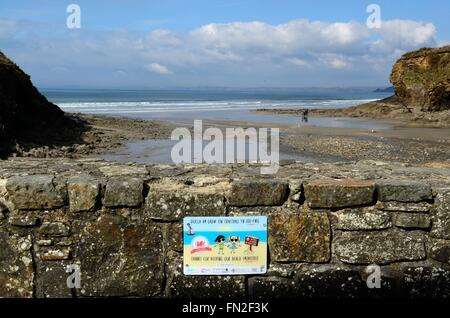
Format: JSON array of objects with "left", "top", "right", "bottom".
[
  {"left": 0, "top": 18, "right": 442, "bottom": 86},
  {"left": 287, "top": 58, "right": 309, "bottom": 67},
  {"left": 145, "top": 63, "right": 172, "bottom": 75},
  {"left": 318, "top": 55, "right": 350, "bottom": 69},
  {"left": 370, "top": 20, "right": 436, "bottom": 53}
]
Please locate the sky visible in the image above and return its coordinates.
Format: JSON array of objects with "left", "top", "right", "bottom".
[{"left": 0, "top": 0, "right": 449, "bottom": 89}]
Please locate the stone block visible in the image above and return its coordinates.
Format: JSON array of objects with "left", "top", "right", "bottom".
[
  {"left": 166, "top": 253, "right": 245, "bottom": 298},
  {"left": 376, "top": 180, "right": 432, "bottom": 202},
  {"left": 39, "top": 222, "right": 70, "bottom": 237},
  {"left": 430, "top": 188, "right": 450, "bottom": 239},
  {"left": 68, "top": 176, "right": 100, "bottom": 212},
  {"left": 146, "top": 190, "right": 225, "bottom": 221},
  {"left": 429, "top": 239, "right": 450, "bottom": 264},
  {"left": 304, "top": 179, "right": 375, "bottom": 209},
  {"left": 6, "top": 175, "right": 67, "bottom": 210},
  {"left": 74, "top": 215, "right": 164, "bottom": 297},
  {"left": 226, "top": 179, "right": 289, "bottom": 206},
  {"left": 269, "top": 213, "right": 330, "bottom": 262},
  {"left": 392, "top": 213, "right": 431, "bottom": 229},
  {"left": 334, "top": 229, "right": 426, "bottom": 264},
  {"left": 376, "top": 201, "right": 432, "bottom": 212},
  {"left": 0, "top": 233, "right": 34, "bottom": 297},
  {"left": 103, "top": 177, "right": 143, "bottom": 207},
  {"left": 330, "top": 207, "right": 391, "bottom": 230}
]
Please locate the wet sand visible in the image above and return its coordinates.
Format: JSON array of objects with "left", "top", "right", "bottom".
[{"left": 9, "top": 111, "right": 450, "bottom": 165}]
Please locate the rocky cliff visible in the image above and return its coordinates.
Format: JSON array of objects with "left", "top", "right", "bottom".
[
  {"left": 0, "top": 52, "right": 81, "bottom": 158},
  {"left": 390, "top": 46, "right": 450, "bottom": 111}
]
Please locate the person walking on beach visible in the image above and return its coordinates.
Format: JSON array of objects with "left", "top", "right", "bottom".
[{"left": 302, "top": 109, "right": 309, "bottom": 123}]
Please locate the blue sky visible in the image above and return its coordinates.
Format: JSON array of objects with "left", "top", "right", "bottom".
[{"left": 1, "top": 0, "right": 449, "bottom": 88}]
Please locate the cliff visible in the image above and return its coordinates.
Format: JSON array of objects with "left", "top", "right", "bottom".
[
  {"left": 390, "top": 46, "right": 450, "bottom": 111},
  {"left": 0, "top": 52, "right": 82, "bottom": 158}
]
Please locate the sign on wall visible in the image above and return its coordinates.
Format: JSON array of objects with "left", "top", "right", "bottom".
[{"left": 183, "top": 216, "right": 268, "bottom": 275}]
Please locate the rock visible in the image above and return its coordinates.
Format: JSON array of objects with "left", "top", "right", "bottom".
[
  {"left": 295, "top": 268, "right": 372, "bottom": 298},
  {"left": 402, "top": 266, "right": 450, "bottom": 297},
  {"left": 0, "top": 232, "right": 34, "bottom": 297},
  {"left": 288, "top": 179, "right": 303, "bottom": 202},
  {"left": 265, "top": 263, "right": 297, "bottom": 278},
  {"left": 248, "top": 277, "right": 294, "bottom": 298},
  {"left": 56, "top": 237, "right": 73, "bottom": 247},
  {"left": 68, "top": 176, "right": 100, "bottom": 212},
  {"left": 40, "top": 249, "right": 71, "bottom": 261},
  {"left": 146, "top": 190, "right": 225, "bottom": 221},
  {"left": 431, "top": 188, "right": 450, "bottom": 239},
  {"left": 39, "top": 222, "right": 70, "bottom": 237},
  {"left": 0, "top": 202, "right": 7, "bottom": 219},
  {"left": 74, "top": 215, "right": 164, "bottom": 297},
  {"left": 163, "top": 222, "right": 183, "bottom": 252},
  {"left": 226, "top": 179, "right": 289, "bottom": 206},
  {"left": 166, "top": 253, "right": 245, "bottom": 298},
  {"left": 304, "top": 179, "right": 375, "bottom": 209},
  {"left": 103, "top": 177, "right": 143, "bottom": 208},
  {"left": 429, "top": 239, "right": 450, "bottom": 264},
  {"left": 98, "top": 165, "right": 148, "bottom": 177},
  {"left": 376, "top": 201, "right": 432, "bottom": 213},
  {"left": 390, "top": 46, "right": 450, "bottom": 112},
  {"left": 249, "top": 267, "right": 394, "bottom": 298},
  {"left": 376, "top": 180, "right": 432, "bottom": 203},
  {"left": 334, "top": 229, "right": 426, "bottom": 264},
  {"left": 36, "top": 262, "right": 73, "bottom": 298},
  {"left": 0, "top": 52, "right": 73, "bottom": 158},
  {"left": 8, "top": 215, "right": 39, "bottom": 227},
  {"left": 37, "top": 239, "right": 53, "bottom": 246},
  {"left": 392, "top": 213, "right": 431, "bottom": 229},
  {"left": 6, "top": 175, "right": 67, "bottom": 210},
  {"left": 330, "top": 207, "right": 391, "bottom": 230},
  {"left": 269, "top": 213, "right": 330, "bottom": 262}
]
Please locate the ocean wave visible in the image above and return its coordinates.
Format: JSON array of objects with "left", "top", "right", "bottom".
[{"left": 57, "top": 99, "right": 377, "bottom": 114}]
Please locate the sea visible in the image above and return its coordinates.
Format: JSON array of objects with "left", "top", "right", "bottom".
[
  {"left": 41, "top": 88, "right": 392, "bottom": 163},
  {"left": 42, "top": 87, "right": 391, "bottom": 129}
]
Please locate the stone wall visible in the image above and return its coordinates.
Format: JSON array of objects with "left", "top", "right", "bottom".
[{"left": 1, "top": 158, "right": 450, "bottom": 298}]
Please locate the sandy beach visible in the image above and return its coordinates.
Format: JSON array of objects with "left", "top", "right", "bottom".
[{"left": 12, "top": 110, "right": 449, "bottom": 165}]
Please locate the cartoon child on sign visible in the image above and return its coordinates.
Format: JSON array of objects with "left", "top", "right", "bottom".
[
  {"left": 227, "top": 236, "right": 240, "bottom": 254},
  {"left": 214, "top": 235, "right": 226, "bottom": 255}
]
